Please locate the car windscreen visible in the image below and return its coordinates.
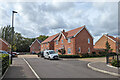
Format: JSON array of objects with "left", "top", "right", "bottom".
[{"left": 49, "top": 51, "right": 55, "bottom": 54}]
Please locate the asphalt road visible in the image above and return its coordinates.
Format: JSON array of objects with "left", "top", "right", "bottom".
[{"left": 25, "top": 58, "right": 117, "bottom": 78}]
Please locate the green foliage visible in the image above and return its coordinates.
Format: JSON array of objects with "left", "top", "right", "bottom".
[
  {"left": 105, "top": 41, "right": 111, "bottom": 52},
  {"left": 58, "top": 49, "right": 66, "bottom": 55},
  {"left": 1, "top": 25, "right": 48, "bottom": 52},
  {"left": 59, "top": 54, "right": 80, "bottom": 58},
  {"left": 111, "top": 59, "right": 120, "bottom": 67},
  {"left": 1, "top": 54, "right": 10, "bottom": 75},
  {"left": 37, "top": 35, "right": 49, "bottom": 41}
]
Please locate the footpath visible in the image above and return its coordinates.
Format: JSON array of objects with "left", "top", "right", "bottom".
[{"left": 1, "top": 55, "right": 38, "bottom": 80}]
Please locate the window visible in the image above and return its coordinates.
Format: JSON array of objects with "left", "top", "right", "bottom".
[
  {"left": 68, "top": 38, "right": 71, "bottom": 43},
  {"left": 88, "top": 48, "right": 90, "bottom": 53},
  {"left": 33, "top": 47, "right": 34, "bottom": 49},
  {"left": 61, "top": 40, "right": 63, "bottom": 43},
  {"left": 56, "top": 49, "right": 58, "bottom": 53},
  {"left": 88, "top": 38, "right": 90, "bottom": 44},
  {"left": 68, "top": 48, "right": 71, "bottom": 54},
  {"left": 42, "top": 45, "right": 43, "bottom": 47},
  {"left": 79, "top": 47, "right": 81, "bottom": 53},
  {"left": 56, "top": 40, "right": 58, "bottom": 45}
]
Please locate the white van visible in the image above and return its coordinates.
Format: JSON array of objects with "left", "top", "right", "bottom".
[{"left": 44, "top": 50, "right": 59, "bottom": 60}]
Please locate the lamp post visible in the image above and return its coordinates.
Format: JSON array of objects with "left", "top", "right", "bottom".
[{"left": 11, "top": 11, "right": 17, "bottom": 64}]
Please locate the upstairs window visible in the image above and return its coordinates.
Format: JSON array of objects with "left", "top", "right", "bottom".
[
  {"left": 68, "top": 38, "right": 71, "bottom": 43},
  {"left": 56, "top": 40, "right": 58, "bottom": 45},
  {"left": 61, "top": 40, "right": 63, "bottom": 43},
  {"left": 88, "top": 38, "right": 90, "bottom": 44}
]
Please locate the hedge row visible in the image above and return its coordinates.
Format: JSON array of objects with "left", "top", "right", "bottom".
[
  {"left": 59, "top": 52, "right": 116, "bottom": 58},
  {"left": 1, "top": 54, "right": 9, "bottom": 75}
]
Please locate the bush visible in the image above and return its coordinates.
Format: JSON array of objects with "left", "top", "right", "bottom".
[
  {"left": 59, "top": 55, "right": 80, "bottom": 58},
  {"left": 111, "top": 59, "right": 120, "bottom": 67},
  {"left": 1, "top": 54, "right": 9, "bottom": 75}
]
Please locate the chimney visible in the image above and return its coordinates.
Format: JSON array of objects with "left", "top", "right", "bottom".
[
  {"left": 63, "top": 29, "right": 65, "bottom": 32},
  {"left": 61, "top": 29, "right": 65, "bottom": 33}
]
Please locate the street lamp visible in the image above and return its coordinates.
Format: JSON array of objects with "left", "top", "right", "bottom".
[{"left": 11, "top": 11, "right": 18, "bottom": 64}]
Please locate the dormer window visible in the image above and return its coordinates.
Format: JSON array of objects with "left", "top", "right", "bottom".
[{"left": 68, "top": 38, "right": 71, "bottom": 43}]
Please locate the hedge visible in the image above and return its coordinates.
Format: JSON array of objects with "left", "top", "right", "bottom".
[
  {"left": 0, "top": 54, "right": 10, "bottom": 75},
  {"left": 58, "top": 51, "right": 109, "bottom": 58},
  {"left": 111, "top": 59, "right": 120, "bottom": 67},
  {"left": 59, "top": 54, "right": 80, "bottom": 58}
]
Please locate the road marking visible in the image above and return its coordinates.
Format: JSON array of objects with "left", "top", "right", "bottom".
[
  {"left": 88, "top": 62, "right": 120, "bottom": 77},
  {"left": 23, "top": 58, "right": 41, "bottom": 80}
]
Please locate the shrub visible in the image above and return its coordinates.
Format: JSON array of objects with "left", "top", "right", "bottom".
[
  {"left": 111, "top": 59, "right": 120, "bottom": 67},
  {"left": 59, "top": 55, "right": 80, "bottom": 58},
  {"left": 1, "top": 54, "right": 9, "bottom": 75}
]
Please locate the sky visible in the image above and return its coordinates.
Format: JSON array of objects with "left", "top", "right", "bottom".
[{"left": 0, "top": 1, "right": 118, "bottom": 44}]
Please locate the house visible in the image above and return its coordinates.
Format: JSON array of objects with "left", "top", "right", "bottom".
[
  {"left": 30, "top": 39, "right": 42, "bottom": 53},
  {"left": 94, "top": 34, "right": 120, "bottom": 53},
  {"left": 0, "top": 38, "right": 10, "bottom": 52},
  {"left": 41, "top": 34, "right": 59, "bottom": 51},
  {"left": 54, "top": 25, "right": 93, "bottom": 55}
]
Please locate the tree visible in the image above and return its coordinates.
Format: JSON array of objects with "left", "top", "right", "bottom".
[
  {"left": 105, "top": 41, "right": 111, "bottom": 53},
  {"left": 37, "top": 35, "right": 49, "bottom": 41}
]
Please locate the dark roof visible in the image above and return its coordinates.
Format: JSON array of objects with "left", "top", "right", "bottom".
[{"left": 38, "top": 39, "right": 42, "bottom": 43}]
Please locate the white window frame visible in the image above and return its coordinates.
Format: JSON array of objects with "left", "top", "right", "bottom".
[
  {"left": 61, "top": 40, "right": 63, "bottom": 43},
  {"left": 68, "top": 38, "right": 71, "bottom": 43},
  {"left": 88, "top": 38, "right": 90, "bottom": 44},
  {"left": 56, "top": 40, "right": 58, "bottom": 45},
  {"left": 88, "top": 48, "right": 90, "bottom": 53},
  {"left": 79, "top": 47, "right": 81, "bottom": 53},
  {"left": 68, "top": 48, "right": 71, "bottom": 54},
  {"left": 56, "top": 49, "right": 58, "bottom": 53}
]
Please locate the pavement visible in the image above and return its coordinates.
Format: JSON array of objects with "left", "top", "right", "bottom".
[{"left": 1, "top": 55, "right": 119, "bottom": 80}]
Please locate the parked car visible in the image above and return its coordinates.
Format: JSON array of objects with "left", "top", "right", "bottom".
[
  {"left": 12, "top": 52, "right": 18, "bottom": 57},
  {"left": 0, "top": 50, "right": 11, "bottom": 57},
  {"left": 44, "top": 50, "right": 59, "bottom": 60}
]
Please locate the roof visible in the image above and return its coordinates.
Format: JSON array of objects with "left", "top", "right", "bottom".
[
  {"left": 42, "top": 34, "right": 59, "bottom": 43},
  {"left": 54, "top": 25, "right": 85, "bottom": 41},
  {"left": 66, "top": 26, "right": 84, "bottom": 37},
  {"left": 0, "top": 38, "right": 10, "bottom": 46},
  {"left": 30, "top": 39, "right": 42, "bottom": 47}
]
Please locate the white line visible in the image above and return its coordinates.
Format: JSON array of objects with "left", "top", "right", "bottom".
[
  {"left": 23, "top": 58, "right": 41, "bottom": 80},
  {"left": 88, "top": 62, "right": 120, "bottom": 77}
]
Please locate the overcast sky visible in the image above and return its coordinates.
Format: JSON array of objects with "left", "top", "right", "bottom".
[{"left": 0, "top": 2, "right": 118, "bottom": 44}]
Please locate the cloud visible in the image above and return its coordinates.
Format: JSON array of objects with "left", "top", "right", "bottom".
[{"left": 0, "top": 2, "right": 118, "bottom": 44}]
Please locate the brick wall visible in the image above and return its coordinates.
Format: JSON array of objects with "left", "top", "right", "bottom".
[
  {"left": 94, "top": 35, "right": 116, "bottom": 53},
  {"left": 0, "top": 40, "right": 10, "bottom": 52},
  {"left": 30, "top": 40, "right": 41, "bottom": 53},
  {"left": 75, "top": 28, "right": 93, "bottom": 54}
]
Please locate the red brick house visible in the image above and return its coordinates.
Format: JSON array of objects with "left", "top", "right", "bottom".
[
  {"left": 30, "top": 39, "right": 42, "bottom": 53},
  {"left": 41, "top": 34, "right": 59, "bottom": 51},
  {"left": 54, "top": 25, "right": 93, "bottom": 55},
  {"left": 0, "top": 38, "right": 10, "bottom": 52},
  {"left": 94, "top": 34, "right": 120, "bottom": 53}
]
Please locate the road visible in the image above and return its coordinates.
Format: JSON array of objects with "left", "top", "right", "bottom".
[{"left": 24, "top": 58, "right": 117, "bottom": 78}]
